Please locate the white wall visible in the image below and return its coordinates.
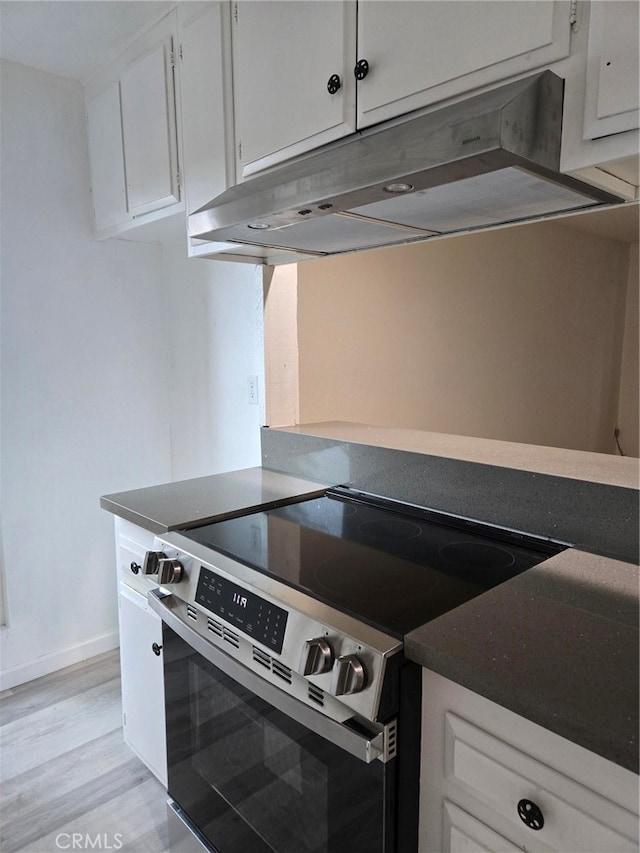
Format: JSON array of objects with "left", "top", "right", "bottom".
[
  {"left": 0, "top": 60, "right": 173, "bottom": 688},
  {"left": 0, "top": 60, "right": 265, "bottom": 689},
  {"left": 159, "top": 239, "right": 264, "bottom": 481},
  {"left": 264, "top": 264, "right": 299, "bottom": 428},
  {"left": 294, "top": 220, "right": 633, "bottom": 455}
]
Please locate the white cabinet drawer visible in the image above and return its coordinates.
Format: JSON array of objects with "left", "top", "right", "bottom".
[
  {"left": 443, "top": 801, "right": 523, "bottom": 853},
  {"left": 445, "top": 712, "right": 638, "bottom": 852},
  {"left": 118, "top": 537, "right": 150, "bottom": 593},
  {"left": 115, "top": 519, "right": 156, "bottom": 595}
]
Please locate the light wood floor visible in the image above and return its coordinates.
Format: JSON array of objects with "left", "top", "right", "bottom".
[{"left": 0, "top": 650, "right": 170, "bottom": 853}]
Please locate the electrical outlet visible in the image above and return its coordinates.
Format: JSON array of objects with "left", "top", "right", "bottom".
[{"left": 248, "top": 375, "right": 258, "bottom": 405}]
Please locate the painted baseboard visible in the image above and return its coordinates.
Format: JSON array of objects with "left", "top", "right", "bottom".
[{"left": 0, "top": 631, "right": 119, "bottom": 692}]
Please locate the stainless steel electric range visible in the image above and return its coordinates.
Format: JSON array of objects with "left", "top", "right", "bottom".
[{"left": 144, "top": 486, "right": 565, "bottom": 853}]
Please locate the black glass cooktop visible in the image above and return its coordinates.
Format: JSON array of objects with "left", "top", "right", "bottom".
[{"left": 180, "top": 488, "right": 565, "bottom": 638}]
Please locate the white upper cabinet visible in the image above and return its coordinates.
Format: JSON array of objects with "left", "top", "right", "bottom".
[
  {"left": 85, "top": 9, "right": 182, "bottom": 238},
  {"left": 557, "top": 0, "right": 638, "bottom": 194},
  {"left": 120, "top": 35, "right": 180, "bottom": 216},
  {"left": 356, "top": 1, "right": 572, "bottom": 128},
  {"left": 232, "top": 0, "right": 572, "bottom": 177},
  {"left": 86, "top": 82, "right": 128, "bottom": 233},
  {"left": 178, "top": 2, "right": 281, "bottom": 262},
  {"left": 583, "top": 0, "right": 639, "bottom": 140},
  {"left": 232, "top": 0, "right": 357, "bottom": 177},
  {"left": 178, "top": 2, "right": 233, "bottom": 217},
  {"left": 83, "top": 1, "right": 638, "bottom": 252}
]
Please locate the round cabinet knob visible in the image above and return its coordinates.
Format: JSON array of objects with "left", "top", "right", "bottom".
[
  {"left": 130, "top": 561, "right": 141, "bottom": 575},
  {"left": 158, "top": 558, "right": 184, "bottom": 585},
  {"left": 330, "top": 654, "right": 366, "bottom": 696},
  {"left": 152, "top": 642, "right": 162, "bottom": 656},
  {"left": 354, "top": 59, "right": 369, "bottom": 80},
  {"left": 299, "top": 637, "right": 333, "bottom": 676},
  {"left": 143, "top": 550, "right": 166, "bottom": 575},
  {"left": 327, "top": 73, "right": 341, "bottom": 94},
  {"left": 517, "top": 799, "right": 544, "bottom": 831}
]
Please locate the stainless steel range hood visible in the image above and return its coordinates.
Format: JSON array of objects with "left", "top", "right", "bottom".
[{"left": 189, "top": 71, "right": 623, "bottom": 263}]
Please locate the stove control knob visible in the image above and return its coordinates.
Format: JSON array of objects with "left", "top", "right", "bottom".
[
  {"left": 158, "top": 558, "right": 184, "bottom": 585},
  {"left": 142, "top": 551, "right": 166, "bottom": 575},
  {"left": 330, "top": 654, "right": 366, "bottom": 696},
  {"left": 299, "top": 638, "right": 333, "bottom": 676}
]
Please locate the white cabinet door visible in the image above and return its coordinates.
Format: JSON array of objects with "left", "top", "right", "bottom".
[
  {"left": 85, "top": 9, "right": 183, "bottom": 236},
  {"left": 179, "top": 3, "right": 264, "bottom": 260},
  {"left": 179, "top": 3, "right": 233, "bottom": 216},
  {"left": 357, "top": 0, "right": 572, "bottom": 128},
  {"left": 120, "top": 35, "right": 180, "bottom": 216},
  {"left": 233, "top": 0, "right": 357, "bottom": 177},
  {"left": 583, "top": 0, "right": 640, "bottom": 140},
  {"left": 118, "top": 583, "right": 167, "bottom": 787},
  {"left": 86, "top": 82, "right": 128, "bottom": 232},
  {"left": 232, "top": 1, "right": 570, "bottom": 177}
]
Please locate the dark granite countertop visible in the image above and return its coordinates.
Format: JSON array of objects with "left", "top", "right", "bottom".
[
  {"left": 100, "top": 467, "right": 328, "bottom": 534},
  {"left": 406, "top": 547, "right": 639, "bottom": 774}
]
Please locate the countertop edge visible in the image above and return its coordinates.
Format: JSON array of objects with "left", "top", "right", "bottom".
[
  {"left": 404, "top": 641, "right": 638, "bottom": 773},
  {"left": 100, "top": 467, "right": 331, "bottom": 533},
  {"left": 99, "top": 497, "right": 168, "bottom": 535},
  {"left": 269, "top": 422, "right": 640, "bottom": 490}
]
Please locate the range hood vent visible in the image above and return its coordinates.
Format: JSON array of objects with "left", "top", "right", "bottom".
[{"left": 189, "top": 72, "right": 623, "bottom": 263}]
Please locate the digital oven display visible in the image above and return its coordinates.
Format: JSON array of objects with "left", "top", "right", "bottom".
[{"left": 195, "top": 567, "right": 288, "bottom": 654}]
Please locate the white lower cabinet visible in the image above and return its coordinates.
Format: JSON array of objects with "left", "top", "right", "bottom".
[
  {"left": 118, "top": 583, "right": 167, "bottom": 787},
  {"left": 114, "top": 518, "right": 167, "bottom": 787},
  {"left": 420, "top": 668, "right": 639, "bottom": 853}
]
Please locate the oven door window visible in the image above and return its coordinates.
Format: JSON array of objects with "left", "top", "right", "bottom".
[{"left": 163, "top": 626, "right": 392, "bottom": 853}]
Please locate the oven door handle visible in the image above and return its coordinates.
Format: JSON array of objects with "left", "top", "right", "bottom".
[{"left": 149, "top": 589, "right": 388, "bottom": 764}]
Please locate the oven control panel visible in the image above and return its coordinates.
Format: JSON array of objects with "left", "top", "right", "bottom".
[
  {"left": 195, "top": 566, "right": 288, "bottom": 655},
  {"left": 150, "top": 533, "right": 403, "bottom": 724}
]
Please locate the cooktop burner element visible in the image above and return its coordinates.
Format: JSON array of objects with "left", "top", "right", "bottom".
[
  {"left": 178, "top": 487, "right": 565, "bottom": 638},
  {"left": 439, "top": 541, "right": 516, "bottom": 569},
  {"left": 359, "top": 518, "right": 423, "bottom": 541}
]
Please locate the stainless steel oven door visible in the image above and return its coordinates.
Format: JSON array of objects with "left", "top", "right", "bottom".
[{"left": 150, "top": 590, "right": 398, "bottom": 853}]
